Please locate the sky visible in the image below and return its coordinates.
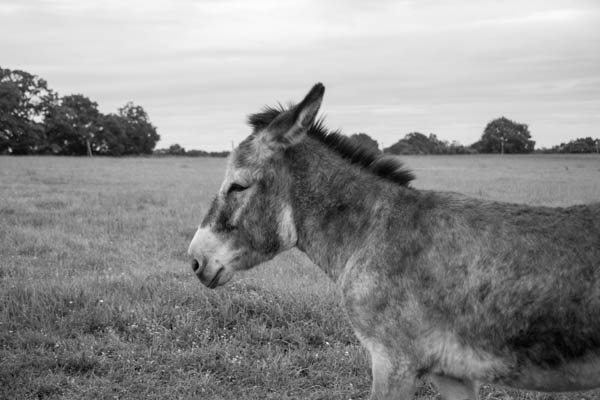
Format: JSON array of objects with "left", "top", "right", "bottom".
[{"left": 1, "top": 0, "right": 599, "bottom": 151}]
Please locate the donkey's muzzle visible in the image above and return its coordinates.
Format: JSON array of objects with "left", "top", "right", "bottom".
[
  {"left": 188, "top": 226, "right": 232, "bottom": 289},
  {"left": 191, "top": 256, "right": 224, "bottom": 288}
]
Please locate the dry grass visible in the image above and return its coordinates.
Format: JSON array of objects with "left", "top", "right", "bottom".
[{"left": 1, "top": 155, "right": 599, "bottom": 400}]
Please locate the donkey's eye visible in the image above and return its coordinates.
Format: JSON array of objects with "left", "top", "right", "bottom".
[{"left": 227, "top": 183, "right": 249, "bottom": 195}]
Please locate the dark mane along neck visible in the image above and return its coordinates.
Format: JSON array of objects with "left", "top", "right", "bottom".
[{"left": 248, "top": 105, "right": 415, "bottom": 187}]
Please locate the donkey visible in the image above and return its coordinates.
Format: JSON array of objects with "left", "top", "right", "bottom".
[{"left": 187, "top": 83, "right": 600, "bottom": 400}]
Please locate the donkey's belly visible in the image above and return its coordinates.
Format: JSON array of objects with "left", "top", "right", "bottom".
[
  {"left": 421, "top": 331, "right": 600, "bottom": 392},
  {"left": 499, "top": 355, "right": 600, "bottom": 392}
]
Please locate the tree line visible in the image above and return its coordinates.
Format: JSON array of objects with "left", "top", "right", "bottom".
[
  {"left": 154, "top": 143, "right": 230, "bottom": 157},
  {"left": 349, "top": 117, "right": 597, "bottom": 155},
  {"left": 1, "top": 66, "right": 159, "bottom": 155},
  {"left": 162, "top": 116, "right": 598, "bottom": 157},
  {"left": 541, "top": 137, "right": 600, "bottom": 154},
  {"left": 2, "top": 66, "right": 597, "bottom": 157},
  {"left": 380, "top": 116, "right": 535, "bottom": 155}
]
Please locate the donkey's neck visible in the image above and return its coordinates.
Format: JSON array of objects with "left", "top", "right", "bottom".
[{"left": 287, "top": 139, "right": 399, "bottom": 281}]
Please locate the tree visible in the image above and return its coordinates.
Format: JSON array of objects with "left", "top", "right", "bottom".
[
  {"left": 1, "top": 66, "right": 162, "bottom": 156},
  {"left": 46, "top": 101, "right": 160, "bottom": 156},
  {"left": 477, "top": 117, "right": 535, "bottom": 154},
  {"left": 167, "top": 143, "right": 186, "bottom": 155},
  {"left": 567, "top": 137, "right": 598, "bottom": 153},
  {"left": 94, "top": 104, "right": 160, "bottom": 156},
  {"left": 546, "top": 137, "right": 600, "bottom": 153},
  {"left": 44, "top": 94, "right": 100, "bottom": 155},
  {"left": 117, "top": 102, "right": 160, "bottom": 154},
  {"left": 95, "top": 113, "right": 127, "bottom": 155},
  {"left": 349, "top": 133, "right": 380, "bottom": 153},
  {"left": 383, "top": 132, "right": 472, "bottom": 155},
  {"left": 447, "top": 140, "right": 474, "bottom": 155},
  {"left": 0, "top": 66, "right": 55, "bottom": 154},
  {"left": 384, "top": 132, "right": 437, "bottom": 155}
]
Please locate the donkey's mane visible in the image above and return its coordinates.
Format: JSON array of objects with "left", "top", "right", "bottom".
[{"left": 248, "top": 105, "right": 415, "bottom": 187}]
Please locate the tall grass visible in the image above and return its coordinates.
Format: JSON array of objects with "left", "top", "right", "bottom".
[{"left": 1, "top": 155, "right": 599, "bottom": 399}]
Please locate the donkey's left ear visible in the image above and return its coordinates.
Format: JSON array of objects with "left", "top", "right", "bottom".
[{"left": 263, "top": 83, "right": 325, "bottom": 148}]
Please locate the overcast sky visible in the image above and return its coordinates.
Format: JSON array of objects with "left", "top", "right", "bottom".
[{"left": 2, "top": 0, "right": 599, "bottom": 150}]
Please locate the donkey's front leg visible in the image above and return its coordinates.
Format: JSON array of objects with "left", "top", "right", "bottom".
[{"left": 360, "top": 335, "right": 417, "bottom": 400}]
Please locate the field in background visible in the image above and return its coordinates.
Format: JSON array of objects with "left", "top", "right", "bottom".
[{"left": 1, "top": 155, "right": 599, "bottom": 400}]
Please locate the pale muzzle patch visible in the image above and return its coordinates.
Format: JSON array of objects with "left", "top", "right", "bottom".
[{"left": 188, "top": 226, "right": 238, "bottom": 288}]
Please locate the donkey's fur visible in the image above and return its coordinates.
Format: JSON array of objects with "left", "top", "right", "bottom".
[{"left": 188, "top": 83, "right": 600, "bottom": 399}]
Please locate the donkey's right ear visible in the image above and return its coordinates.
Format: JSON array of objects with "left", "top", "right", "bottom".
[{"left": 262, "top": 83, "right": 325, "bottom": 148}]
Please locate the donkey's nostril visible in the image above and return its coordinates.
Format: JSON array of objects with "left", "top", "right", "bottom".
[{"left": 191, "top": 257, "right": 207, "bottom": 273}]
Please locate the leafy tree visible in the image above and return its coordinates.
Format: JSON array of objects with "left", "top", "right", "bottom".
[
  {"left": 0, "top": 66, "right": 55, "bottom": 154},
  {"left": 447, "top": 140, "right": 474, "bottom": 155},
  {"left": 383, "top": 140, "right": 412, "bottom": 155},
  {"left": 117, "top": 102, "right": 160, "bottom": 155},
  {"left": 477, "top": 117, "right": 534, "bottom": 154},
  {"left": 546, "top": 137, "right": 600, "bottom": 153},
  {"left": 0, "top": 66, "right": 161, "bottom": 156},
  {"left": 45, "top": 100, "right": 160, "bottom": 156},
  {"left": 167, "top": 143, "right": 186, "bottom": 155},
  {"left": 95, "top": 113, "right": 127, "bottom": 155},
  {"left": 349, "top": 133, "right": 380, "bottom": 153},
  {"left": 383, "top": 132, "right": 474, "bottom": 155},
  {"left": 94, "top": 104, "right": 160, "bottom": 156},
  {"left": 44, "top": 94, "right": 100, "bottom": 155},
  {"left": 384, "top": 132, "right": 440, "bottom": 155}
]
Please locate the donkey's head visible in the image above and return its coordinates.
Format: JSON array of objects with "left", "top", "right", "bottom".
[{"left": 187, "top": 83, "right": 325, "bottom": 288}]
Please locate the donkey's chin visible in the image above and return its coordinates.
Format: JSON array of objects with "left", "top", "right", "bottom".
[{"left": 199, "top": 266, "right": 234, "bottom": 289}]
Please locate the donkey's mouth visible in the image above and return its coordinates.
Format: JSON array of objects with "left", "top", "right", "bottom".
[{"left": 207, "top": 267, "right": 224, "bottom": 289}]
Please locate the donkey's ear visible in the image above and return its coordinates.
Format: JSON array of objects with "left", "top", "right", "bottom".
[
  {"left": 263, "top": 83, "right": 325, "bottom": 148},
  {"left": 293, "top": 82, "right": 325, "bottom": 131}
]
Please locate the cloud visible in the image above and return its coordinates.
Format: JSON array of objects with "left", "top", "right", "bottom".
[
  {"left": 1, "top": 0, "right": 599, "bottom": 150},
  {"left": 471, "top": 8, "right": 588, "bottom": 27}
]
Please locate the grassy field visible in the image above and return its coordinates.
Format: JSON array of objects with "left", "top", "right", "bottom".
[{"left": 1, "top": 154, "right": 599, "bottom": 400}]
